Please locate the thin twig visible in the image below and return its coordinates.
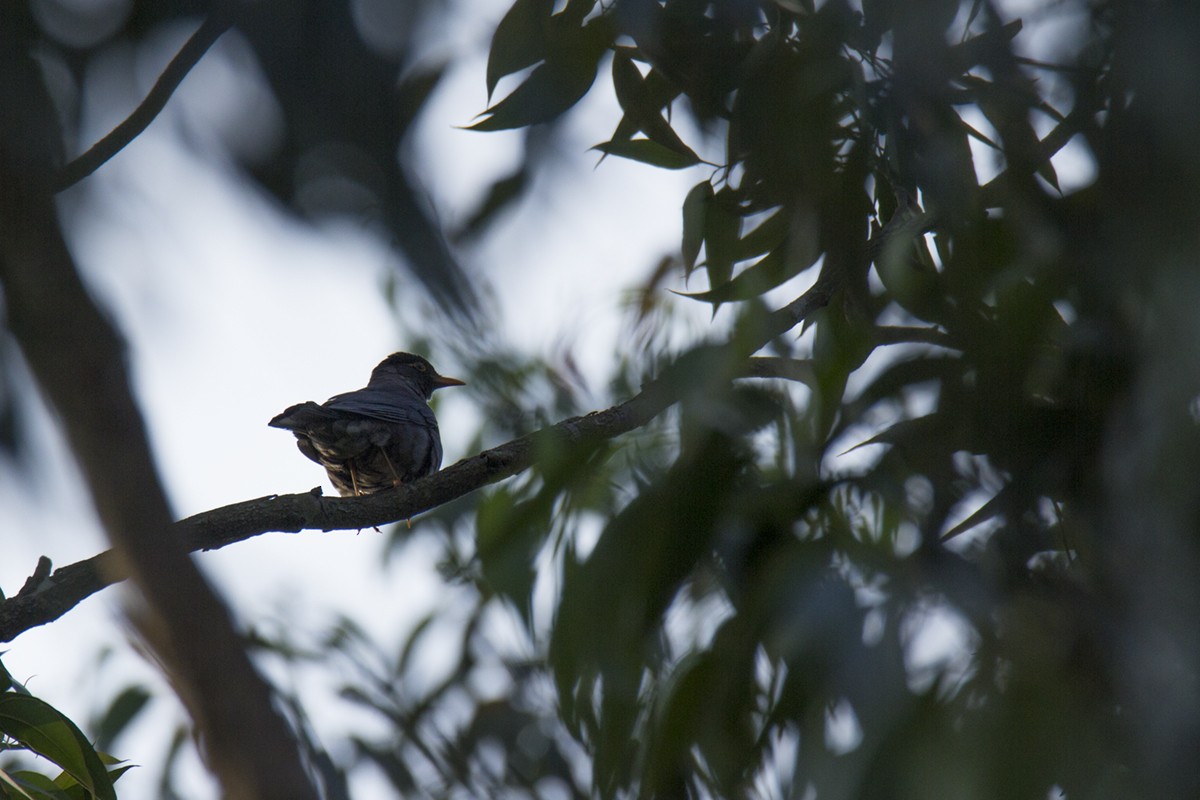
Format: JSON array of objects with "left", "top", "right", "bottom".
[{"left": 54, "top": 14, "right": 232, "bottom": 192}]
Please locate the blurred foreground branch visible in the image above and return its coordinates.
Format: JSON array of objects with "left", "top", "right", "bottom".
[{"left": 1, "top": 27, "right": 314, "bottom": 798}]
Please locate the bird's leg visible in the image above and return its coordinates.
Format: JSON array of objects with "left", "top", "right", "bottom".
[
  {"left": 347, "top": 461, "right": 362, "bottom": 497},
  {"left": 378, "top": 449, "right": 413, "bottom": 529},
  {"left": 378, "top": 449, "right": 404, "bottom": 488}
]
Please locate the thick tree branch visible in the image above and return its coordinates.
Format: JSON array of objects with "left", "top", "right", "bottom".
[
  {"left": 54, "top": 14, "right": 231, "bottom": 192},
  {"left": 0, "top": 280, "right": 838, "bottom": 645},
  {"left": 0, "top": 375, "right": 677, "bottom": 642}
]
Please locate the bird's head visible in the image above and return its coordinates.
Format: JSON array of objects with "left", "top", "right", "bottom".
[{"left": 369, "top": 352, "right": 465, "bottom": 399}]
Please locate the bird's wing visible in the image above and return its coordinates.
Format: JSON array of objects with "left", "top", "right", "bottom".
[{"left": 323, "top": 387, "right": 438, "bottom": 428}]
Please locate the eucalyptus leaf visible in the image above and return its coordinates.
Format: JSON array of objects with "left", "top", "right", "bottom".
[{"left": 0, "top": 694, "right": 116, "bottom": 800}]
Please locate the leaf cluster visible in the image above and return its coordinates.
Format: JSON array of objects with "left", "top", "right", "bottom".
[
  {"left": 0, "top": 661, "right": 129, "bottom": 800},
  {"left": 456, "top": 0, "right": 1200, "bottom": 798}
]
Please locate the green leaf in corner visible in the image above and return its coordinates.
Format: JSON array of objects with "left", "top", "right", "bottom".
[
  {"left": 0, "top": 693, "right": 117, "bottom": 800},
  {"left": 0, "top": 767, "right": 52, "bottom": 800},
  {"left": 592, "top": 139, "right": 701, "bottom": 170}
]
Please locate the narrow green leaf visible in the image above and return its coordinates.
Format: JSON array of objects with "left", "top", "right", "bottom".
[
  {"left": 610, "top": 50, "right": 648, "bottom": 118},
  {"left": 959, "top": 117, "right": 1002, "bottom": 152},
  {"left": 0, "top": 768, "right": 55, "bottom": 800},
  {"left": 681, "top": 182, "right": 713, "bottom": 273},
  {"left": 703, "top": 187, "right": 742, "bottom": 293},
  {"left": 841, "top": 414, "right": 940, "bottom": 455},
  {"left": 733, "top": 209, "right": 787, "bottom": 261},
  {"left": 941, "top": 488, "right": 1009, "bottom": 541},
  {"left": 475, "top": 1, "right": 614, "bottom": 130},
  {"left": 591, "top": 139, "right": 701, "bottom": 170},
  {"left": 675, "top": 248, "right": 782, "bottom": 306},
  {"left": 0, "top": 694, "right": 117, "bottom": 800},
  {"left": 675, "top": 227, "right": 821, "bottom": 306},
  {"left": 456, "top": 166, "right": 529, "bottom": 240},
  {"left": 1037, "top": 158, "right": 1061, "bottom": 193}
]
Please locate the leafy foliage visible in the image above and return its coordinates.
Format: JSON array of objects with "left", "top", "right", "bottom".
[
  {"left": 0, "top": 661, "right": 127, "bottom": 800},
  {"left": 438, "top": 0, "right": 1200, "bottom": 798}
]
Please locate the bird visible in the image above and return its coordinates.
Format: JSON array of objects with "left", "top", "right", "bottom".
[{"left": 269, "top": 352, "right": 464, "bottom": 497}]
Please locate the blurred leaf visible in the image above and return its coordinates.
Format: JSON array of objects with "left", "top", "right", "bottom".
[
  {"left": 351, "top": 738, "right": 417, "bottom": 795},
  {"left": 843, "top": 414, "right": 942, "bottom": 455},
  {"left": 474, "top": 487, "right": 543, "bottom": 619},
  {"left": 396, "top": 64, "right": 448, "bottom": 140},
  {"left": 90, "top": 685, "right": 151, "bottom": 753},
  {"left": 733, "top": 208, "right": 789, "bottom": 262},
  {"left": 551, "top": 424, "right": 748, "bottom": 791},
  {"left": 455, "top": 165, "right": 530, "bottom": 241},
  {"left": 0, "top": 769, "right": 59, "bottom": 800},
  {"left": 676, "top": 228, "right": 822, "bottom": 307}
]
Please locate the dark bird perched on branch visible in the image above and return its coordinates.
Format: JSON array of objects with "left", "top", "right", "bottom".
[{"left": 269, "top": 353, "right": 464, "bottom": 496}]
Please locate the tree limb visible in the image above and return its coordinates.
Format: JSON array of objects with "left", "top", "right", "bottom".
[
  {"left": 54, "top": 14, "right": 232, "bottom": 192},
  {"left": 0, "top": 374, "right": 676, "bottom": 643},
  {"left": 0, "top": 281, "right": 838, "bottom": 645}
]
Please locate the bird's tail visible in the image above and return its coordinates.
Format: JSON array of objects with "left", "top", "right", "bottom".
[{"left": 268, "top": 402, "right": 332, "bottom": 430}]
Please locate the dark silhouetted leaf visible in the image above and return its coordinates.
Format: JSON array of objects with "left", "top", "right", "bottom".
[
  {"left": 486, "top": 0, "right": 555, "bottom": 99},
  {"left": 681, "top": 181, "right": 713, "bottom": 274},
  {"left": 470, "top": 8, "right": 610, "bottom": 131},
  {"left": 702, "top": 186, "right": 742, "bottom": 294},
  {"left": 591, "top": 138, "right": 700, "bottom": 169}
]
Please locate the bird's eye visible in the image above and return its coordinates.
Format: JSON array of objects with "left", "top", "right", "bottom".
[{"left": 414, "top": 362, "right": 427, "bottom": 372}]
